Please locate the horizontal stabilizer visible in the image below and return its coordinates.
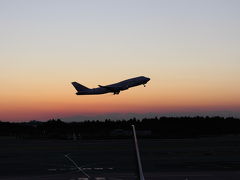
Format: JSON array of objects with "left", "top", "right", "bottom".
[{"left": 72, "top": 82, "right": 89, "bottom": 91}]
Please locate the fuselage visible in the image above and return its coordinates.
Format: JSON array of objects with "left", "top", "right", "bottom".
[{"left": 73, "top": 76, "right": 150, "bottom": 95}]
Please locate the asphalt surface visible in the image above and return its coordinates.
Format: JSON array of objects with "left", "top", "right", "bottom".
[
  {"left": 2, "top": 171, "right": 240, "bottom": 180},
  {"left": 1, "top": 136, "right": 240, "bottom": 179}
]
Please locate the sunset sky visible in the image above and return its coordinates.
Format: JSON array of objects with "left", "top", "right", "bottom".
[{"left": 1, "top": 0, "right": 240, "bottom": 121}]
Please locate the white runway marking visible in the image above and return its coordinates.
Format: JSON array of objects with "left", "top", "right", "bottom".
[
  {"left": 94, "top": 168, "right": 103, "bottom": 170},
  {"left": 82, "top": 168, "right": 92, "bottom": 170},
  {"left": 77, "top": 178, "right": 89, "bottom": 180},
  {"left": 95, "top": 177, "right": 106, "bottom": 180}
]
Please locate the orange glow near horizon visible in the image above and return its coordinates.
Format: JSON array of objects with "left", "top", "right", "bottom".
[
  {"left": 1, "top": 1, "right": 240, "bottom": 121},
  {"left": 1, "top": 81, "right": 240, "bottom": 121}
]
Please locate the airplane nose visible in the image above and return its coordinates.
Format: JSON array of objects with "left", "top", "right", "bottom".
[{"left": 146, "top": 77, "right": 150, "bottom": 81}]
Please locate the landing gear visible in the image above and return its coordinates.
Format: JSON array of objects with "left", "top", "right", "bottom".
[
  {"left": 113, "top": 91, "right": 120, "bottom": 95},
  {"left": 143, "top": 84, "right": 146, "bottom": 87}
]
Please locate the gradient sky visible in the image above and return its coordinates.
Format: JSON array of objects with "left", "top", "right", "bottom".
[{"left": 1, "top": 0, "right": 240, "bottom": 121}]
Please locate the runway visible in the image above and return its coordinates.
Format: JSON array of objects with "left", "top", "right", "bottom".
[
  {"left": 2, "top": 171, "right": 240, "bottom": 180},
  {"left": 1, "top": 137, "right": 240, "bottom": 179}
]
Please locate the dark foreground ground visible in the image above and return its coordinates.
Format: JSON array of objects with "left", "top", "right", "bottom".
[{"left": 1, "top": 135, "right": 240, "bottom": 179}]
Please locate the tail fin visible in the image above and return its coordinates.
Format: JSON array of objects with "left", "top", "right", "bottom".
[{"left": 71, "top": 82, "right": 89, "bottom": 91}]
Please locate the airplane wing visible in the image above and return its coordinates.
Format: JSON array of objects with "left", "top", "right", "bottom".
[
  {"left": 98, "top": 85, "right": 119, "bottom": 91},
  {"left": 98, "top": 85, "right": 129, "bottom": 92}
]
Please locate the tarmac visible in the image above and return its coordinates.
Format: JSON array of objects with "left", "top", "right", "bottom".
[
  {"left": 2, "top": 171, "right": 240, "bottom": 180},
  {"left": 1, "top": 136, "right": 240, "bottom": 179}
]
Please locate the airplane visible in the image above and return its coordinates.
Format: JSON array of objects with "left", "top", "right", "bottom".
[{"left": 71, "top": 76, "right": 150, "bottom": 95}]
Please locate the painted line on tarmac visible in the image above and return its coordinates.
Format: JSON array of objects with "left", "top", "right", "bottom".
[{"left": 48, "top": 167, "right": 114, "bottom": 171}]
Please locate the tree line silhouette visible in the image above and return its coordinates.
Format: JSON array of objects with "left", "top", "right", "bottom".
[{"left": 0, "top": 116, "right": 240, "bottom": 139}]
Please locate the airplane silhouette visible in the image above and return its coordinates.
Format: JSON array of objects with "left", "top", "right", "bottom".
[{"left": 71, "top": 76, "right": 150, "bottom": 95}]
